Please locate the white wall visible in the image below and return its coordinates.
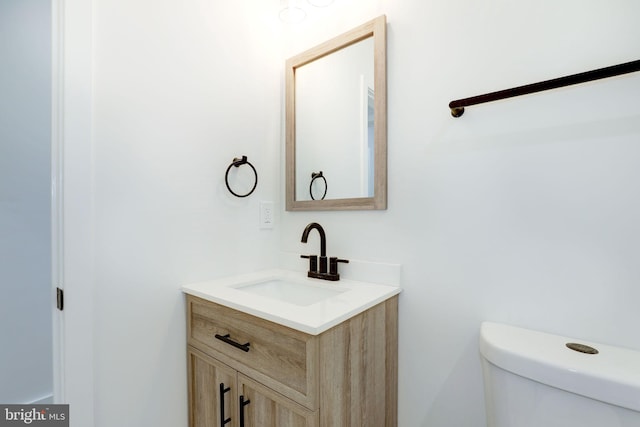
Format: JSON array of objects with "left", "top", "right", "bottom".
[
  {"left": 59, "top": 0, "right": 640, "bottom": 426},
  {"left": 88, "top": 1, "right": 282, "bottom": 426},
  {"left": 280, "top": 1, "right": 640, "bottom": 426},
  {"left": 0, "top": 0, "right": 52, "bottom": 404}
]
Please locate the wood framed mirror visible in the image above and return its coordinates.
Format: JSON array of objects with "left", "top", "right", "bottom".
[{"left": 285, "top": 15, "right": 387, "bottom": 211}]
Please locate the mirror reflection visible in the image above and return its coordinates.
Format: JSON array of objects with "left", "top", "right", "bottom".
[
  {"left": 295, "top": 37, "right": 375, "bottom": 201},
  {"left": 285, "top": 15, "right": 387, "bottom": 211}
]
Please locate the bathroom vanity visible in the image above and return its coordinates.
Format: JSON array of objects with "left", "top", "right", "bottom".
[{"left": 183, "top": 270, "right": 400, "bottom": 427}]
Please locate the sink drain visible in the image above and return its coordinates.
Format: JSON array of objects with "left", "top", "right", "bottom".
[{"left": 566, "top": 342, "right": 599, "bottom": 354}]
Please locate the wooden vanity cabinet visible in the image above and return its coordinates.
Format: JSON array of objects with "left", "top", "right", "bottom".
[
  {"left": 186, "top": 294, "right": 398, "bottom": 427},
  {"left": 188, "top": 347, "right": 316, "bottom": 427},
  {"left": 188, "top": 348, "right": 238, "bottom": 427}
]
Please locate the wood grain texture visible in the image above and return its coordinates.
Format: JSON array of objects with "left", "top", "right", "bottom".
[
  {"left": 188, "top": 347, "right": 237, "bottom": 427},
  {"left": 188, "top": 296, "right": 319, "bottom": 409},
  {"left": 187, "top": 294, "right": 398, "bottom": 426},
  {"left": 239, "top": 373, "right": 319, "bottom": 427},
  {"left": 384, "top": 297, "right": 399, "bottom": 427},
  {"left": 318, "top": 296, "right": 398, "bottom": 427}
]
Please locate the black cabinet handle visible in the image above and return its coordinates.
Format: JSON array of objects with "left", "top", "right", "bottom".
[
  {"left": 239, "top": 395, "right": 251, "bottom": 427},
  {"left": 219, "top": 383, "right": 231, "bottom": 426},
  {"left": 215, "top": 333, "right": 251, "bottom": 352}
]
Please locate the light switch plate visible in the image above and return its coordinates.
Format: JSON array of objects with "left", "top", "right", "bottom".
[{"left": 259, "top": 201, "right": 274, "bottom": 229}]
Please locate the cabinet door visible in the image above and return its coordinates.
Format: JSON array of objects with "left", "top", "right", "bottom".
[
  {"left": 188, "top": 347, "right": 238, "bottom": 427},
  {"left": 238, "top": 374, "right": 318, "bottom": 427}
]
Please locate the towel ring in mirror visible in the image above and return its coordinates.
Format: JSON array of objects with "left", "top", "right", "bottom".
[{"left": 309, "top": 171, "right": 327, "bottom": 200}]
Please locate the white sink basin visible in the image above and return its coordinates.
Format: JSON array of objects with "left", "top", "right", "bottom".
[
  {"left": 236, "top": 279, "right": 346, "bottom": 306},
  {"left": 181, "top": 269, "right": 401, "bottom": 335}
]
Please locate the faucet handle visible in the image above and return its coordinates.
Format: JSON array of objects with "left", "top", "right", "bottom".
[
  {"left": 329, "top": 257, "right": 349, "bottom": 276},
  {"left": 300, "top": 254, "right": 318, "bottom": 272}
]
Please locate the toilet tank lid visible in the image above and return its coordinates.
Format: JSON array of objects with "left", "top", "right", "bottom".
[{"left": 480, "top": 322, "right": 640, "bottom": 412}]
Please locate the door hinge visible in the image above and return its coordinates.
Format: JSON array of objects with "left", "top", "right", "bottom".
[{"left": 56, "top": 287, "right": 64, "bottom": 311}]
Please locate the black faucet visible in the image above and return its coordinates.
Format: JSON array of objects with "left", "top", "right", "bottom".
[{"left": 300, "top": 222, "right": 348, "bottom": 281}]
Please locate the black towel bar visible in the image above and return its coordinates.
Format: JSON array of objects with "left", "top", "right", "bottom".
[{"left": 449, "top": 59, "right": 640, "bottom": 117}]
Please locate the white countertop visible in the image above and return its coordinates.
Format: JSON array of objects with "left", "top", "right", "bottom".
[{"left": 181, "top": 269, "right": 401, "bottom": 335}]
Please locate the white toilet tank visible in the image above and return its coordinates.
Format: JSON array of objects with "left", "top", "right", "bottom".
[{"left": 479, "top": 322, "right": 640, "bottom": 427}]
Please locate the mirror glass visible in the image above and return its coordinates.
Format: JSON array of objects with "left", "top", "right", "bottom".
[
  {"left": 295, "top": 38, "right": 374, "bottom": 201},
  {"left": 286, "top": 16, "right": 387, "bottom": 211}
]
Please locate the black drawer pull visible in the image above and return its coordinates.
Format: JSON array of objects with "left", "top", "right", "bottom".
[
  {"left": 239, "top": 395, "right": 251, "bottom": 427},
  {"left": 219, "top": 383, "right": 231, "bottom": 426},
  {"left": 215, "top": 333, "right": 251, "bottom": 352}
]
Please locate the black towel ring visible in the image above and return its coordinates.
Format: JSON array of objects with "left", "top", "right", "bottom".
[
  {"left": 309, "top": 171, "right": 327, "bottom": 200},
  {"left": 225, "top": 156, "right": 258, "bottom": 198}
]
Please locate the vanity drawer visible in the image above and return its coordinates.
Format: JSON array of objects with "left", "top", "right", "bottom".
[{"left": 187, "top": 295, "right": 318, "bottom": 409}]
